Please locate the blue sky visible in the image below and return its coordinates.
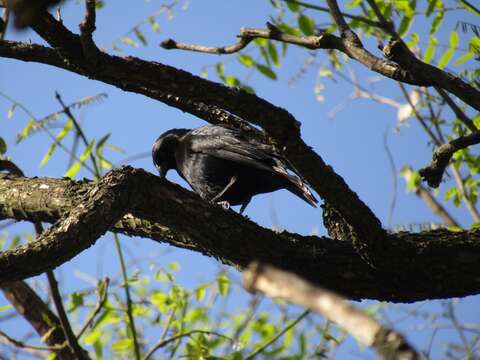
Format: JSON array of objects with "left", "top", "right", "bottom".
[{"left": 1, "top": 0, "right": 479, "bottom": 358}]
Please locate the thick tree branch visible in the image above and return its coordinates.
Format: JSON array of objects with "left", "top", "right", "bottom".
[
  {"left": 419, "top": 132, "right": 480, "bottom": 188},
  {"left": 0, "top": 167, "right": 134, "bottom": 281},
  {"left": 244, "top": 263, "right": 420, "bottom": 360},
  {"left": 1, "top": 169, "right": 480, "bottom": 302},
  {"left": 0, "top": 11, "right": 388, "bottom": 268}
]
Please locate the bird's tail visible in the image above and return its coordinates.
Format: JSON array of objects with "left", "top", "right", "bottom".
[{"left": 285, "top": 174, "right": 318, "bottom": 207}]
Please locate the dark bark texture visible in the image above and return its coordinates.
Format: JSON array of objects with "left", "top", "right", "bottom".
[{"left": 1, "top": 168, "right": 480, "bottom": 303}]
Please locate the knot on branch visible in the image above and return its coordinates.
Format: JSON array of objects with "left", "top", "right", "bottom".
[
  {"left": 418, "top": 144, "right": 454, "bottom": 188},
  {"left": 160, "top": 38, "right": 177, "bottom": 49}
]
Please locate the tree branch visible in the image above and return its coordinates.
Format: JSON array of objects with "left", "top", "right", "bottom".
[
  {"left": 3, "top": 10, "right": 388, "bottom": 268},
  {"left": 244, "top": 263, "right": 420, "bottom": 360},
  {"left": 1, "top": 169, "right": 480, "bottom": 302},
  {"left": 0, "top": 167, "right": 134, "bottom": 281},
  {"left": 0, "top": 281, "right": 76, "bottom": 359},
  {"left": 419, "top": 132, "right": 480, "bottom": 188}
]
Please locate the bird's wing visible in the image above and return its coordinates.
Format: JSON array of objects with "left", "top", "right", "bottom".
[{"left": 187, "top": 125, "right": 284, "bottom": 173}]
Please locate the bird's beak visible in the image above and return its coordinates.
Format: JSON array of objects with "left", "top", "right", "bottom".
[{"left": 155, "top": 163, "right": 168, "bottom": 178}]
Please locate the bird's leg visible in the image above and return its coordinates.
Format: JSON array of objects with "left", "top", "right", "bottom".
[
  {"left": 239, "top": 198, "right": 251, "bottom": 215},
  {"left": 211, "top": 175, "right": 237, "bottom": 203}
]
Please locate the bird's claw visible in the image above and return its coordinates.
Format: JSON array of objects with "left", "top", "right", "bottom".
[{"left": 216, "top": 201, "right": 231, "bottom": 210}]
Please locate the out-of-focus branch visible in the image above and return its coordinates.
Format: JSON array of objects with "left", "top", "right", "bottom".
[
  {"left": 419, "top": 132, "right": 480, "bottom": 188},
  {"left": 244, "top": 263, "right": 420, "bottom": 360},
  {"left": 0, "top": 281, "right": 75, "bottom": 359},
  {"left": 435, "top": 87, "right": 478, "bottom": 133},
  {"left": 401, "top": 167, "right": 459, "bottom": 228},
  {"left": 281, "top": 0, "right": 387, "bottom": 30}
]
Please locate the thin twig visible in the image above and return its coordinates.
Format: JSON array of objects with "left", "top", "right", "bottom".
[
  {"left": 144, "top": 330, "right": 234, "bottom": 360},
  {"left": 55, "top": 91, "right": 101, "bottom": 177},
  {"left": 161, "top": 37, "right": 252, "bottom": 54},
  {"left": 113, "top": 233, "right": 141, "bottom": 360},
  {"left": 281, "top": 0, "right": 386, "bottom": 30},
  {"left": 435, "top": 87, "right": 478, "bottom": 133},
  {"left": 365, "top": 0, "right": 396, "bottom": 37},
  {"left": 0, "top": 329, "right": 66, "bottom": 353},
  {"left": 245, "top": 310, "right": 310, "bottom": 360},
  {"left": 76, "top": 277, "right": 110, "bottom": 339}
]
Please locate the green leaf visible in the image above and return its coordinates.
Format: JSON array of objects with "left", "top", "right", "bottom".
[
  {"left": 121, "top": 36, "right": 138, "bottom": 48},
  {"left": 407, "top": 32, "right": 420, "bottom": 48},
  {"left": 112, "top": 338, "right": 133, "bottom": 352},
  {"left": 255, "top": 64, "right": 277, "bottom": 80},
  {"left": 134, "top": 28, "right": 147, "bottom": 46},
  {"left": 225, "top": 76, "right": 240, "bottom": 87},
  {"left": 217, "top": 274, "right": 230, "bottom": 296},
  {"left": 298, "top": 14, "right": 315, "bottom": 36},
  {"left": 0, "top": 137, "right": 6, "bottom": 155},
  {"left": 64, "top": 140, "right": 95, "bottom": 178},
  {"left": 346, "top": 0, "right": 362, "bottom": 9},
  {"left": 238, "top": 54, "right": 254, "bottom": 68},
  {"left": 56, "top": 119, "right": 74, "bottom": 142},
  {"left": 397, "top": 15, "right": 413, "bottom": 37},
  {"left": 286, "top": 1, "right": 300, "bottom": 12},
  {"left": 449, "top": 31, "right": 459, "bottom": 49},
  {"left": 423, "top": 36, "right": 437, "bottom": 63},
  {"left": 69, "top": 292, "right": 84, "bottom": 312},
  {"left": 454, "top": 51, "right": 474, "bottom": 65},
  {"left": 7, "top": 104, "right": 16, "bottom": 119},
  {"left": 426, "top": 0, "right": 437, "bottom": 17},
  {"left": 267, "top": 41, "right": 280, "bottom": 67},
  {"left": 40, "top": 143, "right": 57, "bottom": 167},
  {"left": 253, "top": 38, "right": 267, "bottom": 47},
  {"left": 438, "top": 48, "right": 453, "bottom": 69},
  {"left": 0, "top": 304, "right": 12, "bottom": 312},
  {"left": 16, "top": 119, "right": 35, "bottom": 143},
  {"left": 148, "top": 16, "right": 161, "bottom": 32},
  {"left": 195, "top": 284, "right": 208, "bottom": 301},
  {"left": 168, "top": 261, "right": 180, "bottom": 272},
  {"left": 430, "top": 11, "right": 444, "bottom": 35}
]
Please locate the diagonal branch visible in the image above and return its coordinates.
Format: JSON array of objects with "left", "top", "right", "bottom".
[
  {"left": 1, "top": 169, "right": 480, "bottom": 302},
  {"left": 244, "top": 263, "right": 420, "bottom": 360},
  {"left": 1, "top": 281, "right": 75, "bottom": 359}
]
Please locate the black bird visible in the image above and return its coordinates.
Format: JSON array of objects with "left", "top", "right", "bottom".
[{"left": 152, "top": 124, "right": 318, "bottom": 213}]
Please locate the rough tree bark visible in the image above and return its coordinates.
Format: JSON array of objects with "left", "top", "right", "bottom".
[
  {"left": 0, "top": 2, "right": 479, "bottom": 305},
  {"left": 1, "top": 168, "right": 480, "bottom": 303}
]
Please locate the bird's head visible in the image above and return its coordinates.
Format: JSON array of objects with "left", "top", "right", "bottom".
[{"left": 152, "top": 128, "right": 189, "bottom": 178}]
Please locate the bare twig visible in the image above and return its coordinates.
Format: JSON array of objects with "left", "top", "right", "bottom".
[
  {"left": 161, "top": 36, "right": 252, "bottom": 54},
  {"left": 76, "top": 277, "right": 110, "bottom": 339},
  {"left": 0, "top": 329, "right": 65, "bottom": 353},
  {"left": 244, "top": 262, "right": 421, "bottom": 360},
  {"left": 419, "top": 132, "right": 480, "bottom": 188},
  {"left": 401, "top": 167, "right": 460, "bottom": 228},
  {"left": 365, "top": 0, "right": 396, "bottom": 37},
  {"left": 245, "top": 310, "right": 309, "bottom": 360},
  {"left": 144, "top": 330, "right": 234, "bottom": 360},
  {"left": 55, "top": 91, "right": 101, "bottom": 177},
  {"left": 281, "top": 0, "right": 386, "bottom": 30},
  {"left": 435, "top": 87, "right": 478, "bottom": 133}
]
